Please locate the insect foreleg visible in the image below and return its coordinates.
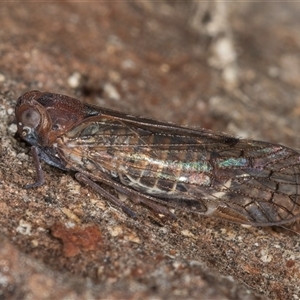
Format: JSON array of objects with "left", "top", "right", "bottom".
[{"left": 25, "top": 146, "right": 45, "bottom": 189}]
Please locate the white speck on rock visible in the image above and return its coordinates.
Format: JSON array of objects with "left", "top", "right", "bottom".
[
  {"left": 68, "top": 72, "right": 81, "bottom": 88},
  {"left": 104, "top": 82, "right": 120, "bottom": 101}
]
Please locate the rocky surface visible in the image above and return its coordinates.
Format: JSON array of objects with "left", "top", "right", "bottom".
[{"left": 1, "top": 2, "right": 300, "bottom": 299}]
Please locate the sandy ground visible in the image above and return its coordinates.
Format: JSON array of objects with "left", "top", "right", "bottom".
[{"left": 1, "top": 2, "right": 300, "bottom": 299}]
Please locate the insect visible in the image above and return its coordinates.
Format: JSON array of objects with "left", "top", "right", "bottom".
[{"left": 15, "top": 90, "right": 300, "bottom": 226}]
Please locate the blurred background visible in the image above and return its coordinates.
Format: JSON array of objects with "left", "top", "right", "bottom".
[{"left": 2, "top": 2, "right": 300, "bottom": 145}]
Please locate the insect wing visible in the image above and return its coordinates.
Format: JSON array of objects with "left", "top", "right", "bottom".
[{"left": 55, "top": 110, "right": 300, "bottom": 226}]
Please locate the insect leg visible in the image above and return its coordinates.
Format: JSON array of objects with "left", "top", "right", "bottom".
[
  {"left": 75, "top": 172, "right": 176, "bottom": 219},
  {"left": 75, "top": 173, "right": 137, "bottom": 219},
  {"left": 25, "top": 146, "right": 45, "bottom": 189},
  {"left": 111, "top": 183, "right": 176, "bottom": 219}
]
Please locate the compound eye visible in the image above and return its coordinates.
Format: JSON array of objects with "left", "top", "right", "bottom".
[{"left": 20, "top": 108, "right": 41, "bottom": 129}]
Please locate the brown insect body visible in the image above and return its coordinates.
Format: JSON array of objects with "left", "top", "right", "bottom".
[{"left": 15, "top": 91, "right": 300, "bottom": 226}]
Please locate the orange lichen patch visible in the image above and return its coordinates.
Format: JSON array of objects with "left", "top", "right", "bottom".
[
  {"left": 286, "top": 259, "right": 296, "bottom": 268},
  {"left": 51, "top": 222, "right": 102, "bottom": 257}
]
